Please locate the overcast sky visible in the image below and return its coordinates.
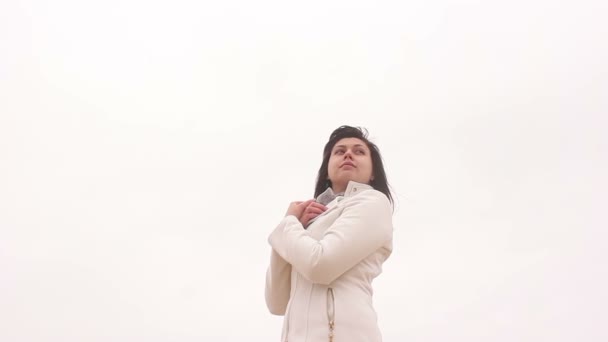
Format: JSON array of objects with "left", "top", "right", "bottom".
[{"left": 1, "top": 0, "right": 607, "bottom": 341}]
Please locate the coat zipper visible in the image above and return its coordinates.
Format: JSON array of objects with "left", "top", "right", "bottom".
[{"left": 327, "top": 287, "right": 335, "bottom": 342}]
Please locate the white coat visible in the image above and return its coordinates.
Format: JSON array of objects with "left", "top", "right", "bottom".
[{"left": 265, "top": 181, "right": 394, "bottom": 342}]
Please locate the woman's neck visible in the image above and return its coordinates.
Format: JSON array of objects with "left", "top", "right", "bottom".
[{"left": 331, "top": 184, "right": 346, "bottom": 194}]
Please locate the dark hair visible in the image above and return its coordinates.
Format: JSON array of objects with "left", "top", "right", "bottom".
[{"left": 314, "top": 125, "right": 393, "bottom": 205}]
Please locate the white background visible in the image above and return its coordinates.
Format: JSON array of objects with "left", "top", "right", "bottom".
[{"left": 1, "top": 0, "right": 607, "bottom": 341}]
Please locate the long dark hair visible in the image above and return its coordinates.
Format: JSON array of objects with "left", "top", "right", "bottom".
[{"left": 314, "top": 125, "right": 393, "bottom": 205}]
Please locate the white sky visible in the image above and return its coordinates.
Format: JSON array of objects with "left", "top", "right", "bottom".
[{"left": 1, "top": 0, "right": 607, "bottom": 341}]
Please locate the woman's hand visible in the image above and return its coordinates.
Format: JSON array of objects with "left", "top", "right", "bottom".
[
  {"left": 285, "top": 200, "right": 315, "bottom": 219},
  {"left": 300, "top": 202, "right": 328, "bottom": 228},
  {"left": 285, "top": 200, "right": 328, "bottom": 228}
]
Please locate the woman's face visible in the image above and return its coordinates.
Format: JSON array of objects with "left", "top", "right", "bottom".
[{"left": 327, "top": 137, "right": 373, "bottom": 192}]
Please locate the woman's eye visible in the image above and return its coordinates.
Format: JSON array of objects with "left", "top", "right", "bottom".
[
  {"left": 334, "top": 150, "right": 344, "bottom": 155},
  {"left": 355, "top": 150, "right": 365, "bottom": 155}
]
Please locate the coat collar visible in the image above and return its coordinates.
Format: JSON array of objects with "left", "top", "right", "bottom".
[
  {"left": 316, "top": 181, "right": 373, "bottom": 206},
  {"left": 307, "top": 181, "right": 373, "bottom": 226}
]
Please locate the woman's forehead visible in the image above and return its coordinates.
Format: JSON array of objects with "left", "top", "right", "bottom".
[{"left": 333, "top": 137, "right": 367, "bottom": 148}]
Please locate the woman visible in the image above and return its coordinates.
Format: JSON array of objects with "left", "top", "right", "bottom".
[{"left": 265, "top": 125, "right": 394, "bottom": 342}]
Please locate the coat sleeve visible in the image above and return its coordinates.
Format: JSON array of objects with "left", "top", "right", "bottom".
[
  {"left": 264, "top": 247, "right": 292, "bottom": 315},
  {"left": 268, "top": 190, "right": 393, "bottom": 285}
]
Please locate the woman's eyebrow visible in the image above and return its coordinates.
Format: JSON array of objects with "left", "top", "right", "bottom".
[{"left": 334, "top": 144, "right": 365, "bottom": 149}]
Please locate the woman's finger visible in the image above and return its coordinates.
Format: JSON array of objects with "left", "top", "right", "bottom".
[
  {"left": 301, "top": 214, "right": 316, "bottom": 227},
  {"left": 307, "top": 202, "right": 328, "bottom": 212},
  {"left": 298, "top": 199, "right": 315, "bottom": 209},
  {"left": 306, "top": 207, "right": 325, "bottom": 216}
]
